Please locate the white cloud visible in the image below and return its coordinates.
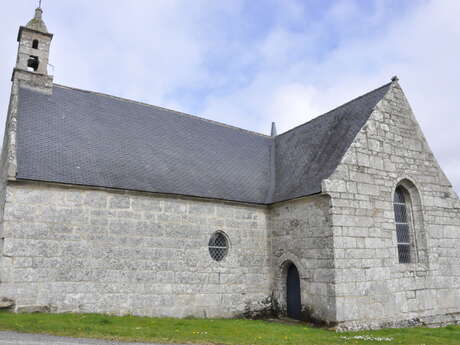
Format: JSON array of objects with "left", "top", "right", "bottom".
[{"left": 200, "top": 0, "right": 460, "bottom": 192}]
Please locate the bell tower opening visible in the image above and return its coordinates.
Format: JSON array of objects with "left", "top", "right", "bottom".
[{"left": 27, "top": 56, "right": 39, "bottom": 72}]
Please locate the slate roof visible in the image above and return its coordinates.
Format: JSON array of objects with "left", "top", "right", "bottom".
[
  {"left": 272, "top": 83, "right": 391, "bottom": 203},
  {"left": 15, "top": 82, "right": 392, "bottom": 204}
]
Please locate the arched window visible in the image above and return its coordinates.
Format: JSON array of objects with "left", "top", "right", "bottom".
[
  {"left": 393, "top": 186, "right": 414, "bottom": 263},
  {"left": 32, "top": 39, "right": 39, "bottom": 49},
  {"left": 393, "top": 180, "right": 428, "bottom": 266}
]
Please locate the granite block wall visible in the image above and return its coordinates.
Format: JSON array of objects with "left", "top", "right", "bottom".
[
  {"left": 269, "top": 195, "right": 335, "bottom": 323},
  {"left": 323, "top": 82, "right": 460, "bottom": 330},
  {"left": 0, "top": 181, "right": 271, "bottom": 317}
]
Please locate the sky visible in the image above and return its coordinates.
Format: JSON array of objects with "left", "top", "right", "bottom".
[{"left": 0, "top": 0, "right": 459, "bottom": 193}]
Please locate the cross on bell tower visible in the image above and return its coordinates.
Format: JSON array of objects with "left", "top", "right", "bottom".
[{"left": 12, "top": 5, "right": 54, "bottom": 93}]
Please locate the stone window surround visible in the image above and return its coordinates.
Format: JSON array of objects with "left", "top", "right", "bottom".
[
  {"left": 208, "top": 230, "right": 230, "bottom": 262},
  {"left": 391, "top": 177, "right": 429, "bottom": 271}
]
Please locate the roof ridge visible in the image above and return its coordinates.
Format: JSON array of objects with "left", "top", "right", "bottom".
[
  {"left": 276, "top": 81, "right": 392, "bottom": 138},
  {"left": 52, "top": 83, "right": 271, "bottom": 139}
]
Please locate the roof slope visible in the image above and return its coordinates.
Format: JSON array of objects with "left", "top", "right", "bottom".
[
  {"left": 15, "top": 82, "right": 391, "bottom": 204},
  {"left": 16, "top": 86, "right": 272, "bottom": 204},
  {"left": 272, "top": 82, "right": 391, "bottom": 203}
]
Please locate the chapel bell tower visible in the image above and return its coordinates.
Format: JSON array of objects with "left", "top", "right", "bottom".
[{"left": 12, "top": 6, "right": 53, "bottom": 92}]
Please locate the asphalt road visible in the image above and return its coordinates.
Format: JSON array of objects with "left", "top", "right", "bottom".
[{"left": 0, "top": 331, "right": 185, "bottom": 345}]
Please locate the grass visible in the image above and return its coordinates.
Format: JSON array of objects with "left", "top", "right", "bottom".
[{"left": 0, "top": 311, "right": 459, "bottom": 345}]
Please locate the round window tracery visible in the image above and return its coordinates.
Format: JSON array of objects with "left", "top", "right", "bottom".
[{"left": 208, "top": 232, "right": 229, "bottom": 262}]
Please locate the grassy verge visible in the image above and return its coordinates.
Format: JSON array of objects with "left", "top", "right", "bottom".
[{"left": 0, "top": 311, "right": 459, "bottom": 345}]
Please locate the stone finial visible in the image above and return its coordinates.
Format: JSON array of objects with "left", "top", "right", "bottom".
[
  {"left": 26, "top": 7, "right": 48, "bottom": 33},
  {"left": 271, "top": 122, "right": 277, "bottom": 137},
  {"left": 391, "top": 75, "right": 399, "bottom": 83}
]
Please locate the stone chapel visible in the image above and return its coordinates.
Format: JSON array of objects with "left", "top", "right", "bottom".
[{"left": 0, "top": 7, "right": 459, "bottom": 331}]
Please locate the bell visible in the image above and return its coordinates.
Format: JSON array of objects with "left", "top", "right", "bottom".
[{"left": 27, "top": 56, "right": 39, "bottom": 71}]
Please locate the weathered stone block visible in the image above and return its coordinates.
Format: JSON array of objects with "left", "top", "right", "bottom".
[
  {"left": 16, "top": 305, "right": 50, "bottom": 313},
  {"left": 84, "top": 192, "right": 108, "bottom": 208},
  {"left": 109, "top": 195, "right": 130, "bottom": 209},
  {"left": 357, "top": 183, "right": 379, "bottom": 196},
  {"left": 131, "top": 197, "right": 162, "bottom": 212},
  {"left": 0, "top": 297, "right": 14, "bottom": 309}
]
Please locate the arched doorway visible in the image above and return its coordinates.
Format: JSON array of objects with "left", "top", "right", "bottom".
[{"left": 286, "top": 264, "right": 301, "bottom": 319}]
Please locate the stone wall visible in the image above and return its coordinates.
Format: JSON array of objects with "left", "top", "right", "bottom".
[
  {"left": 0, "top": 76, "right": 20, "bottom": 261},
  {"left": 0, "top": 181, "right": 271, "bottom": 317},
  {"left": 323, "top": 81, "right": 460, "bottom": 330},
  {"left": 269, "top": 195, "right": 335, "bottom": 324}
]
